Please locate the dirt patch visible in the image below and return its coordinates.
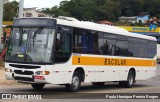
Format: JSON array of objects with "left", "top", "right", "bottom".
[{"left": 0, "top": 67, "right": 21, "bottom": 85}]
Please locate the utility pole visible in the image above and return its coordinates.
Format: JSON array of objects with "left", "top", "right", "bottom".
[
  {"left": 19, "top": 0, "right": 24, "bottom": 18},
  {"left": 0, "top": 0, "right": 4, "bottom": 44},
  {"left": 0, "top": 0, "right": 8, "bottom": 44}
]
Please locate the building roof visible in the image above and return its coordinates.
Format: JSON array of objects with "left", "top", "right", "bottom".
[
  {"left": 3, "top": 0, "right": 8, "bottom": 3},
  {"left": 97, "top": 20, "right": 113, "bottom": 25},
  {"left": 23, "top": 7, "right": 52, "bottom": 17},
  {"left": 119, "top": 16, "right": 136, "bottom": 20},
  {"left": 24, "top": 7, "right": 37, "bottom": 10},
  {"left": 138, "top": 12, "right": 149, "bottom": 17}
]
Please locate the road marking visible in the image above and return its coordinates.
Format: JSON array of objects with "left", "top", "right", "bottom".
[{"left": 79, "top": 86, "right": 160, "bottom": 93}]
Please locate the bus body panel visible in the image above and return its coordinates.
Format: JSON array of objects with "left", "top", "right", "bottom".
[
  {"left": 71, "top": 54, "right": 156, "bottom": 82},
  {"left": 5, "top": 54, "right": 156, "bottom": 85},
  {"left": 157, "top": 44, "right": 160, "bottom": 62}
]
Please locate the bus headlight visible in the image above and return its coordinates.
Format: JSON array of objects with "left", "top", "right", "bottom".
[
  {"left": 5, "top": 68, "right": 12, "bottom": 72},
  {"left": 35, "top": 71, "right": 50, "bottom": 75}
]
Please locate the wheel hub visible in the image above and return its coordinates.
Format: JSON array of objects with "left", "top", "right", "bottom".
[{"left": 72, "top": 76, "right": 79, "bottom": 89}]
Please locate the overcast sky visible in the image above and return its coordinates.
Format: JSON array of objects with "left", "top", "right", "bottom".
[{"left": 9, "top": 0, "right": 66, "bottom": 8}]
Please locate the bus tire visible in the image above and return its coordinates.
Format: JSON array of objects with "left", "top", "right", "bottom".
[
  {"left": 66, "top": 71, "right": 81, "bottom": 92},
  {"left": 92, "top": 82, "right": 105, "bottom": 86},
  {"left": 31, "top": 83, "right": 45, "bottom": 90},
  {"left": 119, "top": 71, "right": 135, "bottom": 88}
]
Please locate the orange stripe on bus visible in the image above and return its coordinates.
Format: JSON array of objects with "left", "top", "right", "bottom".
[{"left": 72, "top": 56, "right": 156, "bottom": 66}]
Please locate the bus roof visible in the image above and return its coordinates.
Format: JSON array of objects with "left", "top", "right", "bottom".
[
  {"left": 56, "top": 18, "right": 156, "bottom": 41},
  {"left": 14, "top": 17, "right": 156, "bottom": 41}
]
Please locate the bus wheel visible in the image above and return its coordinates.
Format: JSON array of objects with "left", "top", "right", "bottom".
[
  {"left": 119, "top": 71, "right": 135, "bottom": 88},
  {"left": 31, "top": 83, "right": 45, "bottom": 90},
  {"left": 92, "top": 82, "right": 105, "bottom": 86},
  {"left": 66, "top": 71, "right": 81, "bottom": 92}
]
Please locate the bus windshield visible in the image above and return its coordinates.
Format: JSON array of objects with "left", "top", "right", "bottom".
[{"left": 5, "top": 27, "right": 55, "bottom": 64}]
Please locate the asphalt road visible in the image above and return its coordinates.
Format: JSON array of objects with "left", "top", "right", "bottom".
[{"left": 0, "top": 65, "right": 160, "bottom": 101}]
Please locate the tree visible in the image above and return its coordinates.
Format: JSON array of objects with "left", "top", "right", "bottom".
[
  {"left": 3, "top": 1, "right": 19, "bottom": 21},
  {"left": 42, "top": 0, "right": 97, "bottom": 21},
  {"left": 144, "top": 0, "right": 160, "bottom": 16},
  {"left": 96, "top": 0, "right": 121, "bottom": 21},
  {"left": 41, "top": 0, "right": 160, "bottom": 22},
  {"left": 120, "top": 0, "right": 143, "bottom": 16},
  {"left": 59, "top": 0, "right": 98, "bottom": 21},
  {"left": 41, "top": 3, "right": 71, "bottom": 18}
]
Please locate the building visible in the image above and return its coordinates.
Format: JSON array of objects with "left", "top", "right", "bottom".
[
  {"left": 3, "top": 0, "right": 9, "bottom": 3},
  {"left": 97, "top": 20, "right": 113, "bottom": 26},
  {"left": 23, "top": 7, "right": 52, "bottom": 18},
  {"left": 119, "top": 12, "right": 150, "bottom": 24},
  {"left": 118, "top": 16, "right": 137, "bottom": 24},
  {"left": 137, "top": 12, "right": 149, "bottom": 24}
]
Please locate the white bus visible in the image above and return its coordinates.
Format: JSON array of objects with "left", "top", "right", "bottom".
[{"left": 5, "top": 17, "right": 157, "bottom": 92}]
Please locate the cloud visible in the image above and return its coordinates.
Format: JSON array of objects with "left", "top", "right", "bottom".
[{"left": 9, "top": 0, "right": 64, "bottom": 8}]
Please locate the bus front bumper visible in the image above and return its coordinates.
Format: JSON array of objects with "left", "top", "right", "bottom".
[{"left": 5, "top": 71, "right": 50, "bottom": 84}]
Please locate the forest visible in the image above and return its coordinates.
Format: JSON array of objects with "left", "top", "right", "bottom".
[{"left": 3, "top": 0, "right": 160, "bottom": 22}]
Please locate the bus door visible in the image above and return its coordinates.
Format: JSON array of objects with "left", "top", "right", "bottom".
[{"left": 55, "top": 26, "right": 72, "bottom": 63}]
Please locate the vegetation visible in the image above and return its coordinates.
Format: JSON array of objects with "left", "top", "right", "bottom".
[
  {"left": 41, "top": 0, "right": 160, "bottom": 22},
  {"left": 3, "top": 0, "right": 160, "bottom": 22},
  {"left": 3, "top": 1, "right": 19, "bottom": 21}
]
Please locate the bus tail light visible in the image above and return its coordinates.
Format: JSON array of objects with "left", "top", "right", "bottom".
[{"left": 35, "top": 71, "right": 50, "bottom": 75}]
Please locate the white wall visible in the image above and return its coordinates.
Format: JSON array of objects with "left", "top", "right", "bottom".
[{"left": 23, "top": 8, "right": 51, "bottom": 18}]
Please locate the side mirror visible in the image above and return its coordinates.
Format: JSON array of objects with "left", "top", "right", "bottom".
[
  {"left": 3, "top": 25, "right": 12, "bottom": 39},
  {"left": 57, "top": 26, "right": 64, "bottom": 34},
  {"left": 157, "top": 37, "right": 160, "bottom": 44}
]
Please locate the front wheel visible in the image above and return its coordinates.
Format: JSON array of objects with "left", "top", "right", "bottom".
[
  {"left": 119, "top": 71, "right": 135, "bottom": 88},
  {"left": 66, "top": 71, "right": 81, "bottom": 92},
  {"left": 31, "top": 83, "right": 45, "bottom": 90}
]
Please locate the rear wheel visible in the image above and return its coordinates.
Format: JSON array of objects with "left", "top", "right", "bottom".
[
  {"left": 31, "top": 83, "right": 45, "bottom": 90},
  {"left": 66, "top": 71, "right": 81, "bottom": 92},
  {"left": 92, "top": 82, "right": 105, "bottom": 86},
  {"left": 119, "top": 71, "right": 135, "bottom": 88}
]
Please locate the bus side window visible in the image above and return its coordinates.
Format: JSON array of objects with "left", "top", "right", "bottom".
[
  {"left": 98, "top": 32, "right": 116, "bottom": 55},
  {"left": 100, "top": 40, "right": 109, "bottom": 55},
  {"left": 148, "top": 41, "right": 156, "bottom": 58},
  {"left": 92, "top": 33, "right": 99, "bottom": 54},
  {"left": 73, "top": 34, "right": 82, "bottom": 53},
  {"left": 73, "top": 28, "right": 88, "bottom": 53},
  {"left": 55, "top": 26, "right": 72, "bottom": 63},
  {"left": 139, "top": 39, "right": 148, "bottom": 58},
  {"left": 115, "top": 36, "right": 128, "bottom": 56},
  {"left": 56, "top": 33, "right": 61, "bottom": 51},
  {"left": 98, "top": 32, "right": 105, "bottom": 54},
  {"left": 157, "top": 37, "right": 160, "bottom": 44},
  {"left": 128, "top": 38, "right": 138, "bottom": 57},
  {"left": 73, "top": 28, "right": 99, "bottom": 54}
]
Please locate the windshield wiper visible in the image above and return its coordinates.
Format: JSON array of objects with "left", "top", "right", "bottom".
[
  {"left": 19, "top": 28, "right": 25, "bottom": 46},
  {"left": 32, "top": 27, "right": 43, "bottom": 46}
]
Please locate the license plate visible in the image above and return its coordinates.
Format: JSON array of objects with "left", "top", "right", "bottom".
[{"left": 34, "top": 76, "right": 44, "bottom": 80}]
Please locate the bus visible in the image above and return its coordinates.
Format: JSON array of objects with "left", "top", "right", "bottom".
[{"left": 5, "top": 17, "right": 157, "bottom": 92}]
